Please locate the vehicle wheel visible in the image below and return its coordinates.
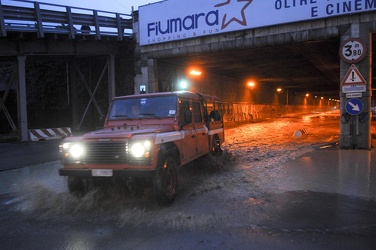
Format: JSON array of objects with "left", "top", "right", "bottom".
[
  {"left": 153, "top": 157, "right": 178, "bottom": 205},
  {"left": 211, "top": 137, "right": 222, "bottom": 156},
  {"left": 67, "top": 176, "right": 91, "bottom": 197}
]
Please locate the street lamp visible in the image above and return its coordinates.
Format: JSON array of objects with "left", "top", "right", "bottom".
[
  {"left": 190, "top": 70, "right": 202, "bottom": 76},
  {"left": 304, "top": 93, "right": 310, "bottom": 105},
  {"left": 178, "top": 79, "right": 189, "bottom": 90},
  {"left": 245, "top": 80, "right": 256, "bottom": 103},
  {"left": 247, "top": 81, "right": 256, "bottom": 88}
]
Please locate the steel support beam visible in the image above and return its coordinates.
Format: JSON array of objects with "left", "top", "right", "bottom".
[
  {"left": 17, "top": 55, "right": 28, "bottom": 142},
  {"left": 0, "top": 4, "right": 6, "bottom": 37},
  {"left": 74, "top": 61, "right": 106, "bottom": 130},
  {"left": 34, "top": 2, "right": 44, "bottom": 38},
  {"left": 66, "top": 7, "right": 75, "bottom": 39},
  {"left": 108, "top": 54, "right": 116, "bottom": 101},
  {"left": 0, "top": 66, "right": 17, "bottom": 132}
]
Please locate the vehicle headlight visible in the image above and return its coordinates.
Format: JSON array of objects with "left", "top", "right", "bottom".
[
  {"left": 130, "top": 140, "right": 151, "bottom": 158},
  {"left": 61, "top": 142, "right": 85, "bottom": 159}
]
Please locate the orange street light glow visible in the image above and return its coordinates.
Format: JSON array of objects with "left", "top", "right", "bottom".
[
  {"left": 190, "top": 70, "right": 202, "bottom": 76},
  {"left": 247, "top": 81, "right": 255, "bottom": 88}
]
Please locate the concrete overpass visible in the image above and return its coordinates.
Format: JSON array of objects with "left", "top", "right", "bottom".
[
  {"left": 134, "top": 0, "right": 376, "bottom": 149},
  {"left": 0, "top": 0, "right": 132, "bottom": 141}
]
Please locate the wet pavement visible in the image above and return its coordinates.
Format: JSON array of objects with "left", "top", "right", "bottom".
[
  {"left": 1, "top": 113, "right": 376, "bottom": 249},
  {"left": 255, "top": 147, "right": 376, "bottom": 236},
  {"left": 1, "top": 146, "right": 376, "bottom": 249},
  {"left": 278, "top": 148, "right": 376, "bottom": 198},
  {"left": 0, "top": 139, "right": 61, "bottom": 171}
]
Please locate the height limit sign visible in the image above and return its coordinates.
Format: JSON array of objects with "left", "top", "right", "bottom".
[{"left": 340, "top": 38, "right": 367, "bottom": 64}]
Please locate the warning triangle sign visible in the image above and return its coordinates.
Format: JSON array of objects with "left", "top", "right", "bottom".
[{"left": 341, "top": 64, "right": 367, "bottom": 85}]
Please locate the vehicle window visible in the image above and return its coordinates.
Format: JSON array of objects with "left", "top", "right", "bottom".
[
  {"left": 192, "top": 101, "right": 202, "bottom": 123},
  {"left": 179, "top": 100, "right": 191, "bottom": 125},
  {"left": 108, "top": 96, "right": 177, "bottom": 120},
  {"left": 209, "top": 101, "right": 223, "bottom": 121}
]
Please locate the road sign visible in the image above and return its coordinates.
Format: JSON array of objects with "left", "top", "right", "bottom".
[
  {"left": 341, "top": 64, "right": 367, "bottom": 85},
  {"left": 345, "top": 98, "right": 364, "bottom": 115},
  {"left": 342, "top": 85, "right": 366, "bottom": 93},
  {"left": 346, "top": 93, "right": 362, "bottom": 98},
  {"left": 340, "top": 38, "right": 367, "bottom": 64}
]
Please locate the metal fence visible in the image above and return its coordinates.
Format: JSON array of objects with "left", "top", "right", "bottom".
[{"left": 0, "top": 0, "right": 133, "bottom": 40}]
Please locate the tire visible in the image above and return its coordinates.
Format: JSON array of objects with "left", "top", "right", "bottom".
[
  {"left": 67, "top": 176, "right": 91, "bottom": 197},
  {"left": 153, "top": 157, "right": 178, "bottom": 205},
  {"left": 211, "top": 136, "right": 222, "bottom": 156}
]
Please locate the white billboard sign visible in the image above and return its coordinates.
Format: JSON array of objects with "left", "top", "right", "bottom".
[{"left": 139, "top": 0, "right": 376, "bottom": 46}]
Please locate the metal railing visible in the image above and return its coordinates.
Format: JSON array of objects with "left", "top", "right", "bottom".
[{"left": 0, "top": 0, "right": 133, "bottom": 40}]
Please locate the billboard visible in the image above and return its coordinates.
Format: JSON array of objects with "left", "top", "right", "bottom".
[{"left": 139, "top": 0, "right": 376, "bottom": 46}]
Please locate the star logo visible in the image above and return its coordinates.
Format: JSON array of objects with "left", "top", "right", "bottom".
[{"left": 214, "top": 0, "right": 253, "bottom": 30}]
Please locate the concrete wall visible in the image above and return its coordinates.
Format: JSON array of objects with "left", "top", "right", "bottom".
[{"left": 223, "top": 103, "right": 335, "bottom": 128}]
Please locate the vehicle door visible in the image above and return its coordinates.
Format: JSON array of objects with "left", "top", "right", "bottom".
[
  {"left": 178, "top": 99, "right": 196, "bottom": 160},
  {"left": 192, "top": 100, "right": 209, "bottom": 155}
]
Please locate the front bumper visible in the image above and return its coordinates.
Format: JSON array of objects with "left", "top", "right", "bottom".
[{"left": 59, "top": 168, "right": 157, "bottom": 178}]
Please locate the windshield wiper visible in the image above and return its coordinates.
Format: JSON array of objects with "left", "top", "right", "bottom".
[
  {"left": 139, "top": 113, "right": 161, "bottom": 119},
  {"left": 111, "top": 115, "right": 135, "bottom": 120}
]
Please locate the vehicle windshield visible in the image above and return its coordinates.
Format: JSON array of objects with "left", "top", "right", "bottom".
[{"left": 108, "top": 95, "right": 177, "bottom": 120}]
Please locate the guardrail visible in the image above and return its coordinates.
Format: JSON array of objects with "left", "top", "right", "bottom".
[{"left": 0, "top": 0, "right": 133, "bottom": 40}]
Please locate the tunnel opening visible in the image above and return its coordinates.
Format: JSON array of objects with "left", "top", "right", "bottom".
[{"left": 155, "top": 38, "right": 343, "bottom": 124}]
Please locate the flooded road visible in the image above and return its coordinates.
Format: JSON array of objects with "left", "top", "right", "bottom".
[{"left": 1, "top": 110, "right": 376, "bottom": 249}]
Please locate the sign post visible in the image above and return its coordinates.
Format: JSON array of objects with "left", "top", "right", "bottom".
[{"left": 339, "top": 32, "right": 371, "bottom": 149}]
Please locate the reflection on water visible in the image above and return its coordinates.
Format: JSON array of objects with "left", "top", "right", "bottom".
[
  {"left": 302, "top": 110, "right": 340, "bottom": 124},
  {"left": 338, "top": 150, "right": 375, "bottom": 197},
  {"left": 0, "top": 161, "right": 65, "bottom": 194},
  {"left": 278, "top": 149, "right": 376, "bottom": 198}
]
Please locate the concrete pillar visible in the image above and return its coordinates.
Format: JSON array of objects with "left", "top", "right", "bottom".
[
  {"left": 17, "top": 56, "right": 28, "bottom": 142},
  {"left": 339, "top": 23, "right": 372, "bottom": 149},
  {"left": 148, "top": 59, "right": 159, "bottom": 93},
  {"left": 108, "top": 54, "right": 116, "bottom": 100},
  {"left": 134, "top": 58, "right": 158, "bottom": 94}
]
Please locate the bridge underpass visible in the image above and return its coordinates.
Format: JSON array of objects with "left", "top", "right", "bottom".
[
  {"left": 136, "top": 24, "right": 376, "bottom": 102},
  {"left": 135, "top": 4, "right": 376, "bottom": 149},
  {"left": 156, "top": 37, "right": 343, "bottom": 100},
  {"left": 159, "top": 33, "right": 376, "bottom": 99},
  {"left": 139, "top": 36, "right": 375, "bottom": 148}
]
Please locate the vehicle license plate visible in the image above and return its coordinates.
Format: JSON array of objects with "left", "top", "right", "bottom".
[{"left": 91, "top": 169, "right": 113, "bottom": 177}]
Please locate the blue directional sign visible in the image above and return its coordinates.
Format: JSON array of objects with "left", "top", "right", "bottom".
[{"left": 346, "top": 98, "right": 364, "bottom": 115}]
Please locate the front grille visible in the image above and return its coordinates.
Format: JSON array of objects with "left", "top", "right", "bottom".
[{"left": 83, "top": 141, "right": 127, "bottom": 164}]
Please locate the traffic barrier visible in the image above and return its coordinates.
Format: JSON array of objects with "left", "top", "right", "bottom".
[
  {"left": 293, "top": 129, "right": 308, "bottom": 137},
  {"left": 28, "top": 127, "right": 72, "bottom": 141}
]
